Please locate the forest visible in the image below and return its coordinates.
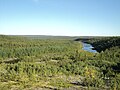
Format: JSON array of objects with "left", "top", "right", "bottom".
[{"left": 0, "top": 35, "right": 120, "bottom": 90}]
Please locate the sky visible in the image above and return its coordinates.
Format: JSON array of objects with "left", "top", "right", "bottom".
[{"left": 0, "top": 0, "right": 120, "bottom": 36}]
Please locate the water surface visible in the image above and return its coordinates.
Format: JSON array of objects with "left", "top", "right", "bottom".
[{"left": 82, "top": 42, "right": 97, "bottom": 53}]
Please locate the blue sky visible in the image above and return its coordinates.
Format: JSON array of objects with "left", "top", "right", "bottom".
[{"left": 0, "top": 0, "right": 120, "bottom": 36}]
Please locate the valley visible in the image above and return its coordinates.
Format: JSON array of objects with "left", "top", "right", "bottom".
[{"left": 0, "top": 35, "right": 120, "bottom": 90}]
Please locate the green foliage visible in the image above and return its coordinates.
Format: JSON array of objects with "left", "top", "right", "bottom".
[
  {"left": 87, "top": 37, "right": 120, "bottom": 52},
  {"left": 0, "top": 35, "right": 120, "bottom": 89}
]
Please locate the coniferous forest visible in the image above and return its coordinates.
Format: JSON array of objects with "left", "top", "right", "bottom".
[{"left": 0, "top": 35, "right": 120, "bottom": 90}]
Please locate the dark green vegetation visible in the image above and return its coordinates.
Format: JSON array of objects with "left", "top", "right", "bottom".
[
  {"left": 86, "top": 37, "right": 120, "bottom": 52},
  {"left": 0, "top": 35, "right": 120, "bottom": 90}
]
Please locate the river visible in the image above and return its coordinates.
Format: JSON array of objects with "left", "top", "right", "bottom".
[{"left": 82, "top": 42, "right": 97, "bottom": 53}]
